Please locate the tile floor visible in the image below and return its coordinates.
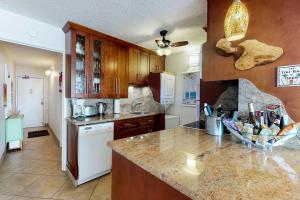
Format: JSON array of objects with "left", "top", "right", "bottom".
[{"left": 0, "top": 127, "right": 111, "bottom": 200}]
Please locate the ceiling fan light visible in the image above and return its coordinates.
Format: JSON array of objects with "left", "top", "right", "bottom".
[
  {"left": 156, "top": 49, "right": 164, "bottom": 56},
  {"left": 224, "top": 0, "right": 249, "bottom": 41},
  {"left": 164, "top": 48, "right": 172, "bottom": 56},
  {"left": 156, "top": 48, "right": 172, "bottom": 56}
]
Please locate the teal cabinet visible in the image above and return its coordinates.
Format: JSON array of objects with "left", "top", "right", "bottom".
[{"left": 5, "top": 115, "right": 24, "bottom": 143}]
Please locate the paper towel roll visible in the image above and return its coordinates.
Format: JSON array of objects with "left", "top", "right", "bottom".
[{"left": 114, "top": 99, "right": 120, "bottom": 114}]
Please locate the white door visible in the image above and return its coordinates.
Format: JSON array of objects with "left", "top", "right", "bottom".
[
  {"left": 161, "top": 73, "right": 175, "bottom": 99},
  {"left": 17, "top": 77, "right": 44, "bottom": 128}
]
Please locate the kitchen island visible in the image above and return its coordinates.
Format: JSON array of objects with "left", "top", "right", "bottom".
[{"left": 110, "top": 127, "right": 300, "bottom": 200}]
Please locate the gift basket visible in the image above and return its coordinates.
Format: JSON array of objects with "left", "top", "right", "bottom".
[{"left": 220, "top": 103, "right": 300, "bottom": 150}]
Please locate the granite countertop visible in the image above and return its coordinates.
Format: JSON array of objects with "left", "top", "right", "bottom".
[
  {"left": 110, "top": 127, "right": 300, "bottom": 200},
  {"left": 66, "top": 112, "right": 159, "bottom": 126}
]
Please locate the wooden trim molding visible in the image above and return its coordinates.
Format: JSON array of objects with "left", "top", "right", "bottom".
[
  {"left": 0, "top": 150, "right": 6, "bottom": 167},
  {"left": 63, "top": 21, "right": 155, "bottom": 55}
]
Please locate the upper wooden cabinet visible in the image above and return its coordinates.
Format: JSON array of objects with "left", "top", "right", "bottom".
[
  {"left": 128, "top": 48, "right": 153, "bottom": 86},
  {"left": 128, "top": 48, "right": 140, "bottom": 85},
  {"left": 116, "top": 45, "right": 129, "bottom": 98},
  {"left": 150, "top": 54, "right": 165, "bottom": 73},
  {"left": 64, "top": 22, "right": 129, "bottom": 98},
  {"left": 70, "top": 31, "right": 90, "bottom": 98},
  {"left": 63, "top": 21, "right": 164, "bottom": 95}
]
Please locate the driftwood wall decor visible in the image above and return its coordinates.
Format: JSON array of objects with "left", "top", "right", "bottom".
[{"left": 216, "top": 38, "right": 283, "bottom": 70}]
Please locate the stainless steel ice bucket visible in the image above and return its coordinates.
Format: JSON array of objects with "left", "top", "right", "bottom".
[{"left": 205, "top": 116, "right": 224, "bottom": 136}]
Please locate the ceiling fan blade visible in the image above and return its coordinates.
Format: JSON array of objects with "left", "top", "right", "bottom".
[{"left": 170, "top": 41, "right": 189, "bottom": 47}]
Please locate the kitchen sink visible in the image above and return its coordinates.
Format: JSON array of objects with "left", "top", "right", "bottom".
[{"left": 130, "top": 111, "right": 150, "bottom": 115}]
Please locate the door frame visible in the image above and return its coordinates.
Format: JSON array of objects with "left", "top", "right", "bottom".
[{"left": 16, "top": 76, "right": 45, "bottom": 127}]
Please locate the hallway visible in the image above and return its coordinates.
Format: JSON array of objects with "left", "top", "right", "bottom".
[{"left": 0, "top": 128, "right": 111, "bottom": 200}]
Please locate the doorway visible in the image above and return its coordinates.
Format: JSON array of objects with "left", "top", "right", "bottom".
[{"left": 17, "top": 76, "right": 44, "bottom": 128}]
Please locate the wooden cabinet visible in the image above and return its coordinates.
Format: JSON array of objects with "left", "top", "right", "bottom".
[
  {"left": 116, "top": 45, "right": 129, "bottom": 98},
  {"left": 71, "top": 31, "right": 90, "bottom": 98},
  {"left": 128, "top": 48, "right": 150, "bottom": 86},
  {"left": 128, "top": 48, "right": 141, "bottom": 85},
  {"left": 150, "top": 54, "right": 165, "bottom": 73},
  {"left": 156, "top": 55, "right": 165, "bottom": 72},
  {"left": 114, "top": 115, "right": 156, "bottom": 140},
  {"left": 101, "top": 40, "right": 117, "bottom": 98},
  {"left": 89, "top": 36, "right": 102, "bottom": 98},
  {"left": 140, "top": 51, "right": 150, "bottom": 84},
  {"left": 64, "top": 22, "right": 129, "bottom": 98}
]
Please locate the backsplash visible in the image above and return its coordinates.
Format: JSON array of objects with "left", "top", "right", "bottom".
[
  {"left": 238, "top": 78, "right": 294, "bottom": 123},
  {"left": 214, "top": 86, "right": 238, "bottom": 111},
  {"left": 65, "top": 86, "right": 163, "bottom": 118}
]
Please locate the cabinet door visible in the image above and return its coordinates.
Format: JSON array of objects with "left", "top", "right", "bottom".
[
  {"left": 156, "top": 55, "right": 165, "bottom": 72},
  {"left": 102, "top": 40, "right": 117, "bottom": 98},
  {"left": 128, "top": 48, "right": 140, "bottom": 85},
  {"left": 116, "top": 45, "right": 129, "bottom": 98},
  {"left": 140, "top": 51, "right": 149, "bottom": 85},
  {"left": 71, "top": 31, "right": 89, "bottom": 98},
  {"left": 149, "top": 54, "right": 157, "bottom": 73},
  {"left": 89, "top": 36, "right": 102, "bottom": 98}
]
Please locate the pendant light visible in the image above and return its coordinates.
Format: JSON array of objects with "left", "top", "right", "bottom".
[{"left": 224, "top": 0, "right": 249, "bottom": 41}]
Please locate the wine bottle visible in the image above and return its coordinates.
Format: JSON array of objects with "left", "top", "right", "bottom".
[
  {"left": 248, "top": 103, "right": 261, "bottom": 135},
  {"left": 248, "top": 103, "right": 256, "bottom": 125}
]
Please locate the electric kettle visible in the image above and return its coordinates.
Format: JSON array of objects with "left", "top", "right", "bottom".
[{"left": 97, "top": 102, "right": 107, "bottom": 115}]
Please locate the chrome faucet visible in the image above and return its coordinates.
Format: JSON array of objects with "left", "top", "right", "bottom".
[{"left": 132, "top": 101, "right": 142, "bottom": 112}]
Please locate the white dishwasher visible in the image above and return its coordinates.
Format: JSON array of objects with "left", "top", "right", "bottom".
[{"left": 77, "top": 122, "right": 114, "bottom": 186}]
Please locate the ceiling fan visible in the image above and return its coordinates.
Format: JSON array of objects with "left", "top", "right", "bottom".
[{"left": 155, "top": 30, "right": 188, "bottom": 56}]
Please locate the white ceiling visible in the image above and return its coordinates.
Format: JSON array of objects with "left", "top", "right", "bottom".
[
  {"left": 1, "top": 41, "right": 62, "bottom": 68},
  {"left": 0, "top": 0, "right": 207, "bottom": 53}
]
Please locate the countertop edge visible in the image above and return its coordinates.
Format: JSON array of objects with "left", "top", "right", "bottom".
[{"left": 111, "top": 130, "right": 200, "bottom": 200}]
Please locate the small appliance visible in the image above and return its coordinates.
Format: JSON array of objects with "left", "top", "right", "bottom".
[
  {"left": 97, "top": 102, "right": 107, "bottom": 115},
  {"left": 83, "top": 105, "right": 98, "bottom": 117}
]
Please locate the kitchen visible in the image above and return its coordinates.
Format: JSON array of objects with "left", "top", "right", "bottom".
[{"left": 1, "top": 0, "right": 300, "bottom": 200}]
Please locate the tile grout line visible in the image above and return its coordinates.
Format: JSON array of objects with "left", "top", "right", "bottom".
[{"left": 88, "top": 179, "right": 102, "bottom": 200}]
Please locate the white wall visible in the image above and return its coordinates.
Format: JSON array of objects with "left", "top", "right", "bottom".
[
  {"left": 0, "top": 8, "right": 64, "bottom": 53},
  {"left": 48, "top": 59, "right": 62, "bottom": 146},
  {"left": 0, "top": 8, "right": 65, "bottom": 167},
  {"left": 165, "top": 51, "right": 201, "bottom": 125},
  {"left": 16, "top": 66, "right": 49, "bottom": 124},
  {"left": 0, "top": 45, "right": 16, "bottom": 160}
]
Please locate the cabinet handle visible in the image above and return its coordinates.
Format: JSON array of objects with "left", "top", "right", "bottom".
[
  {"left": 118, "top": 78, "right": 121, "bottom": 96},
  {"left": 85, "top": 74, "right": 88, "bottom": 93},
  {"left": 115, "top": 77, "right": 118, "bottom": 96}
]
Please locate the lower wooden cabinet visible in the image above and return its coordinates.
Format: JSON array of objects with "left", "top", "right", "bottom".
[{"left": 114, "top": 115, "right": 156, "bottom": 140}]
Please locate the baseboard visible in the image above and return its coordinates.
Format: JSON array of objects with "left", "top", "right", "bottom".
[
  {"left": 47, "top": 125, "right": 60, "bottom": 147},
  {"left": 0, "top": 150, "right": 6, "bottom": 167}
]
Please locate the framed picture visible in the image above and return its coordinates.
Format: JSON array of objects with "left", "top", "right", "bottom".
[
  {"left": 277, "top": 64, "right": 300, "bottom": 87},
  {"left": 3, "top": 83, "right": 7, "bottom": 107},
  {"left": 182, "top": 72, "right": 200, "bottom": 106}
]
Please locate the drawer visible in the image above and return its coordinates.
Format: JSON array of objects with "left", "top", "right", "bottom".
[
  {"left": 139, "top": 116, "right": 154, "bottom": 126},
  {"left": 114, "top": 118, "right": 140, "bottom": 131}
]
